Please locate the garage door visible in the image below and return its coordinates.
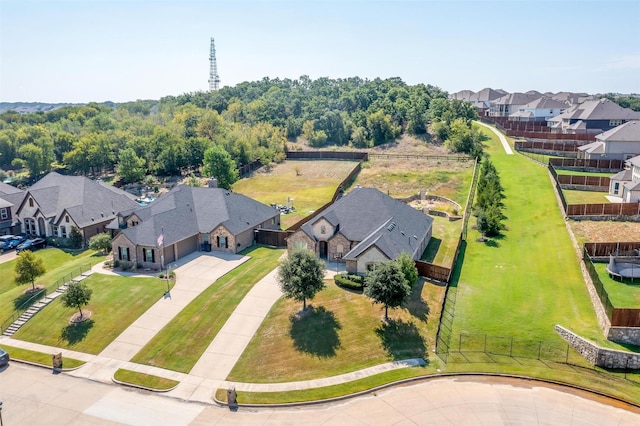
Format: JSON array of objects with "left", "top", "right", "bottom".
[{"left": 176, "top": 235, "right": 199, "bottom": 259}]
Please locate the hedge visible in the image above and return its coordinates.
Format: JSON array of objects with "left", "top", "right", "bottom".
[{"left": 334, "top": 273, "right": 365, "bottom": 291}]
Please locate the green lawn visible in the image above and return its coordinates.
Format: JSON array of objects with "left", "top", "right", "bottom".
[
  {"left": 451, "top": 126, "right": 611, "bottom": 348},
  {"left": 555, "top": 169, "right": 614, "bottom": 177},
  {"left": 227, "top": 278, "right": 445, "bottom": 383},
  {"left": 113, "top": 369, "right": 179, "bottom": 391},
  {"left": 594, "top": 262, "right": 640, "bottom": 308},
  {"left": 563, "top": 189, "right": 610, "bottom": 205},
  {"left": 131, "top": 246, "right": 284, "bottom": 373},
  {"left": 422, "top": 215, "right": 462, "bottom": 267},
  {"left": 0, "top": 249, "right": 103, "bottom": 329},
  {"left": 12, "top": 274, "right": 169, "bottom": 354},
  {"left": 0, "top": 344, "right": 85, "bottom": 369}
]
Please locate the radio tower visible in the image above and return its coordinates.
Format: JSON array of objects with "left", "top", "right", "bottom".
[{"left": 208, "top": 37, "right": 221, "bottom": 91}]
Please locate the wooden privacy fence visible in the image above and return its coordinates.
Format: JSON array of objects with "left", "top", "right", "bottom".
[
  {"left": 285, "top": 151, "right": 368, "bottom": 161},
  {"left": 549, "top": 157, "right": 624, "bottom": 170},
  {"left": 254, "top": 229, "right": 294, "bottom": 247},
  {"left": 566, "top": 202, "right": 640, "bottom": 217},
  {"left": 557, "top": 175, "right": 610, "bottom": 187},
  {"left": 509, "top": 131, "right": 595, "bottom": 141},
  {"left": 415, "top": 260, "right": 451, "bottom": 283},
  {"left": 515, "top": 140, "right": 581, "bottom": 152},
  {"left": 584, "top": 242, "right": 640, "bottom": 257}
]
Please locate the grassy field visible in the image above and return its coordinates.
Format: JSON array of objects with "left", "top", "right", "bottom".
[
  {"left": 422, "top": 215, "right": 463, "bottom": 267},
  {"left": 563, "top": 189, "right": 610, "bottom": 204},
  {"left": 555, "top": 169, "right": 614, "bottom": 177},
  {"left": 233, "top": 160, "right": 359, "bottom": 229},
  {"left": 0, "top": 249, "right": 103, "bottom": 328},
  {"left": 227, "top": 278, "right": 446, "bottom": 383},
  {"left": 12, "top": 274, "right": 169, "bottom": 354},
  {"left": 451, "top": 125, "right": 615, "bottom": 349},
  {"left": 570, "top": 220, "right": 640, "bottom": 247},
  {"left": 131, "top": 246, "right": 284, "bottom": 373},
  {"left": 113, "top": 369, "right": 179, "bottom": 391},
  {"left": 594, "top": 262, "right": 640, "bottom": 308}
]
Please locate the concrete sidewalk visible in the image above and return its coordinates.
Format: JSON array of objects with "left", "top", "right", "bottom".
[{"left": 476, "top": 120, "right": 514, "bottom": 155}]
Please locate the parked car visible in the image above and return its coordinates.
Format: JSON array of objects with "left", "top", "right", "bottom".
[
  {"left": 1, "top": 235, "right": 27, "bottom": 250},
  {"left": 0, "top": 235, "right": 15, "bottom": 250},
  {"left": 16, "top": 237, "right": 46, "bottom": 253},
  {"left": 0, "top": 347, "right": 9, "bottom": 367}
]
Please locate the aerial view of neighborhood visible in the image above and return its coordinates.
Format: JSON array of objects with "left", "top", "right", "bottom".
[{"left": 1, "top": 1, "right": 640, "bottom": 425}]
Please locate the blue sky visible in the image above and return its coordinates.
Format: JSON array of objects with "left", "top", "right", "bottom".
[{"left": 1, "top": 0, "right": 639, "bottom": 103}]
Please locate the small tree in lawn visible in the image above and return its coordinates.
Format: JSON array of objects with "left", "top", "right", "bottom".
[
  {"left": 61, "top": 282, "right": 93, "bottom": 320},
  {"left": 15, "top": 250, "right": 46, "bottom": 292},
  {"left": 395, "top": 252, "right": 418, "bottom": 286},
  {"left": 69, "top": 226, "right": 83, "bottom": 249},
  {"left": 277, "top": 249, "right": 326, "bottom": 311},
  {"left": 88, "top": 233, "right": 112, "bottom": 255},
  {"left": 364, "top": 260, "right": 411, "bottom": 321}
]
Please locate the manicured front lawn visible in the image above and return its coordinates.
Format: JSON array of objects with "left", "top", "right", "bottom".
[
  {"left": 594, "top": 262, "right": 640, "bottom": 308},
  {"left": 0, "top": 249, "right": 103, "bottom": 328},
  {"left": 0, "top": 344, "right": 85, "bottom": 369},
  {"left": 12, "top": 274, "right": 168, "bottom": 354},
  {"left": 131, "top": 246, "right": 284, "bottom": 373},
  {"left": 227, "top": 278, "right": 445, "bottom": 383},
  {"left": 233, "top": 160, "right": 359, "bottom": 229},
  {"left": 113, "top": 369, "right": 179, "bottom": 391},
  {"left": 563, "top": 189, "right": 610, "bottom": 205},
  {"left": 452, "top": 125, "right": 608, "bottom": 347}
]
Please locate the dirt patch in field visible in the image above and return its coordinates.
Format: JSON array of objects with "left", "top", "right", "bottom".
[{"left": 569, "top": 220, "right": 640, "bottom": 245}]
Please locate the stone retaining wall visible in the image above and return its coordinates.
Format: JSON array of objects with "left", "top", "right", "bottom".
[
  {"left": 555, "top": 325, "right": 640, "bottom": 369},
  {"left": 608, "top": 327, "right": 640, "bottom": 345}
]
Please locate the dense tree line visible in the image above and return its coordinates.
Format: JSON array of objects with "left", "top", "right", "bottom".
[
  {"left": 473, "top": 159, "right": 506, "bottom": 237},
  {"left": 0, "top": 76, "right": 478, "bottom": 183},
  {"left": 604, "top": 94, "right": 640, "bottom": 112}
]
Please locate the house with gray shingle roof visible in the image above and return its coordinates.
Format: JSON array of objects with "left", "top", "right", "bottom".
[
  {"left": 579, "top": 121, "right": 640, "bottom": 161},
  {"left": 0, "top": 181, "right": 24, "bottom": 235},
  {"left": 609, "top": 155, "right": 640, "bottom": 203},
  {"left": 286, "top": 187, "right": 433, "bottom": 274},
  {"left": 547, "top": 99, "right": 640, "bottom": 134},
  {"left": 110, "top": 184, "right": 280, "bottom": 269},
  {"left": 15, "top": 171, "right": 139, "bottom": 241},
  {"left": 508, "top": 97, "right": 568, "bottom": 122},
  {"left": 489, "top": 92, "right": 543, "bottom": 117}
]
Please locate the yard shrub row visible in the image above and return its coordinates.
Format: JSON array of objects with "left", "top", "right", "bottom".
[{"left": 334, "top": 273, "right": 365, "bottom": 290}]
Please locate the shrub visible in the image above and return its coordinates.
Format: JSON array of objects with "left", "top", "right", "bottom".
[{"left": 334, "top": 273, "right": 365, "bottom": 291}]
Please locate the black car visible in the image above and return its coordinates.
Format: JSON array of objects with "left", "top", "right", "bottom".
[
  {"left": 0, "top": 347, "right": 9, "bottom": 367},
  {"left": 16, "top": 237, "right": 46, "bottom": 253}
]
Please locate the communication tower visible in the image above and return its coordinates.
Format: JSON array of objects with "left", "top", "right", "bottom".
[{"left": 208, "top": 37, "right": 221, "bottom": 91}]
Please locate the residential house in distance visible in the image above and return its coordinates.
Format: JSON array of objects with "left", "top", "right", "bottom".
[
  {"left": 551, "top": 92, "right": 592, "bottom": 106},
  {"left": 489, "top": 92, "right": 543, "bottom": 117},
  {"left": 508, "top": 97, "right": 568, "bottom": 122},
  {"left": 0, "top": 181, "right": 24, "bottom": 236},
  {"left": 548, "top": 99, "right": 640, "bottom": 134},
  {"left": 110, "top": 184, "right": 280, "bottom": 270},
  {"left": 15, "top": 171, "right": 139, "bottom": 241},
  {"left": 578, "top": 121, "right": 640, "bottom": 160},
  {"left": 286, "top": 187, "right": 433, "bottom": 274},
  {"left": 609, "top": 154, "right": 640, "bottom": 202}
]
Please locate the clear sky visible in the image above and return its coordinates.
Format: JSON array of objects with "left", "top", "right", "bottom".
[{"left": 1, "top": 0, "right": 639, "bottom": 103}]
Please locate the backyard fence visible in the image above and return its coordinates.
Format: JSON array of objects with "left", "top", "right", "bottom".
[
  {"left": 254, "top": 229, "right": 294, "bottom": 247},
  {"left": 549, "top": 157, "right": 625, "bottom": 171},
  {"left": 514, "top": 140, "right": 581, "bottom": 153},
  {"left": 566, "top": 202, "right": 640, "bottom": 217},
  {"left": 285, "top": 151, "right": 368, "bottom": 161},
  {"left": 584, "top": 242, "right": 640, "bottom": 258},
  {"left": 556, "top": 174, "right": 610, "bottom": 188}
]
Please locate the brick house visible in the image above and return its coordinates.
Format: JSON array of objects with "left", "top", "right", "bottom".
[
  {"left": 0, "top": 181, "right": 24, "bottom": 236},
  {"left": 110, "top": 184, "right": 280, "bottom": 270},
  {"left": 287, "top": 187, "right": 433, "bottom": 274}
]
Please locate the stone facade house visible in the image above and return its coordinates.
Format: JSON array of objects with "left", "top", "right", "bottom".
[
  {"left": 14, "top": 172, "right": 139, "bottom": 241},
  {"left": 287, "top": 187, "right": 433, "bottom": 274},
  {"left": 0, "top": 181, "right": 24, "bottom": 236},
  {"left": 110, "top": 184, "right": 280, "bottom": 270}
]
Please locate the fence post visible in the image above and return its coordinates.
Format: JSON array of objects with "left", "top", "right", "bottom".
[{"left": 509, "top": 337, "right": 513, "bottom": 357}]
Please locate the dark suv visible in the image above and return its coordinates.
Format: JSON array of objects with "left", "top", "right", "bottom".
[{"left": 16, "top": 237, "right": 47, "bottom": 253}]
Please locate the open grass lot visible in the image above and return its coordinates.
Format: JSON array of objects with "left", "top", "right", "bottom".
[
  {"left": 131, "top": 246, "right": 284, "bottom": 373},
  {"left": 451, "top": 126, "right": 620, "bottom": 350},
  {"left": 227, "top": 278, "right": 445, "bottom": 383},
  {"left": 593, "top": 262, "right": 640, "bottom": 308},
  {"left": 12, "top": 274, "right": 168, "bottom": 354},
  {"left": 569, "top": 221, "right": 640, "bottom": 247},
  {"left": 353, "top": 158, "right": 474, "bottom": 204},
  {"left": 422, "top": 215, "right": 462, "bottom": 267},
  {"left": 563, "top": 189, "right": 610, "bottom": 205},
  {"left": 233, "top": 160, "right": 359, "bottom": 229},
  {"left": 0, "top": 249, "right": 103, "bottom": 327}
]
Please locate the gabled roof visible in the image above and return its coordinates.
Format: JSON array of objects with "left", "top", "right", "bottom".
[
  {"left": 119, "top": 184, "right": 279, "bottom": 247},
  {"left": 549, "top": 99, "right": 640, "bottom": 122},
  {"left": 611, "top": 169, "right": 633, "bottom": 182},
  {"left": 449, "top": 90, "right": 475, "bottom": 101},
  {"left": 19, "top": 172, "right": 139, "bottom": 228},
  {"left": 493, "top": 92, "right": 542, "bottom": 106},
  {"left": 469, "top": 88, "right": 505, "bottom": 102},
  {"left": 567, "top": 120, "right": 587, "bottom": 131},
  {"left": 518, "top": 97, "right": 568, "bottom": 111},
  {"left": 627, "top": 155, "right": 640, "bottom": 168},
  {"left": 300, "top": 187, "right": 433, "bottom": 260},
  {"left": 0, "top": 181, "right": 22, "bottom": 196},
  {"left": 577, "top": 141, "right": 604, "bottom": 154},
  {"left": 597, "top": 120, "right": 640, "bottom": 143},
  {"left": 0, "top": 182, "right": 24, "bottom": 211}
]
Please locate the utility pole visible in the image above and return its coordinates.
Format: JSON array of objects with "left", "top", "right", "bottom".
[{"left": 209, "top": 37, "right": 221, "bottom": 91}]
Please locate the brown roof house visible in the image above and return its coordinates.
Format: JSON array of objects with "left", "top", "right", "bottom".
[
  {"left": 579, "top": 120, "right": 640, "bottom": 160},
  {"left": 0, "top": 181, "right": 25, "bottom": 236},
  {"left": 286, "top": 187, "right": 433, "bottom": 274},
  {"left": 110, "top": 184, "right": 280, "bottom": 270},
  {"left": 15, "top": 172, "right": 139, "bottom": 241}
]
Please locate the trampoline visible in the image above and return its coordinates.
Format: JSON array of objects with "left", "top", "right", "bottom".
[{"left": 606, "top": 255, "right": 640, "bottom": 282}]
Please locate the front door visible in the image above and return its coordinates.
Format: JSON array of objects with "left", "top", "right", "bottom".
[
  {"left": 319, "top": 241, "right": 328, "bottom": 258},
  {"left": 37, "top": 217, "right": 46, "bottom": 237}
]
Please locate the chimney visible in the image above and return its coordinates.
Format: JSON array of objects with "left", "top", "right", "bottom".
[{"left": 208, "top": 178, "right": 218, "bottom": 188}]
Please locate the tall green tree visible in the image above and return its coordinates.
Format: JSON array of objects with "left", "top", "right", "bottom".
[
  {"left": 61, "top": 282, "right": 93, "bottom": 319},
  {"left": 277, "top": 249, "right": 326, "bottom": 310},
  {"left": 395, "top": 252, "right": 418, "bottom": 286},
  {"left": 88, "top": 233, "right": 112, "bottom": 254},
  {"left": 202, "top": 145, "right": 239, "bottom": 190},
  {"left": 15, "top": 251, "right": 46, "bottom": 291},
  {"left": 116, "top": 147, "right": 146, "bottom": 183},
  {"left": 364, "top": 260, "right": 411, "bottom": 321}
]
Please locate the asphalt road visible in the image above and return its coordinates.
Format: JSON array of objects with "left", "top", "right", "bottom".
[{"left": 2, "top": 362, "right": 639, "bottom": 425}]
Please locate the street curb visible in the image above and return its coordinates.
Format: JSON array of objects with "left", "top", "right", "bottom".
[
  {"left": 8, "top": 357, "right": 85, "bottom": 372},
  {"left": 111, "top": 376, "right": 179, "bottom": 393}
]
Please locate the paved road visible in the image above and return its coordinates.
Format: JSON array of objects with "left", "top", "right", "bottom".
[
  {"left": 476, "top": 120, "right": 514, "bottom": 154},
  {"left": 0, "top": 248, "right": 18, "bottom": 264},
  {"left": 2, "top": 363, "right": 639, "bottom": 425}
]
